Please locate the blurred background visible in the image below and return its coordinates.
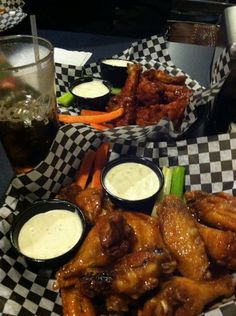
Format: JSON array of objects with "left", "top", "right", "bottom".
[{"left": 2, "top": 0, "right": 235, "bottom": 47}]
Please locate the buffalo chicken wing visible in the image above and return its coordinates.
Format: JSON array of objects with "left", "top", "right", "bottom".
[
  {"left": 185, "top": 190, "right": 236, "bottom": 231},
  {"left": 197, "top": 222, "right": 236, "bottom": 269},
  {"left": 140, "top": 275, "right": 234, "bottom": 316},
  {"left": 156, "top": 195, "right": 211, "bottom": 281}
]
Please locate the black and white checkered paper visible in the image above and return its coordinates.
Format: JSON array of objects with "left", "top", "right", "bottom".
[
  {"left": 1, "top": 124, "right": 236, "bottom": 315},
  {"left": 0, "top": 0, "right": 27, "bottom": 32},
  {"left": 56, "top": 35, "right": 231, "bottom": 141}
]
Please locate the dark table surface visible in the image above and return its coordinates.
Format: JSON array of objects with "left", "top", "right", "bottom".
[
  {"left": 38, "top": 29, "right": 214, "bottom": 87},
  {"left": 0, "top": 29, "right": 215, "bottom": 202}
]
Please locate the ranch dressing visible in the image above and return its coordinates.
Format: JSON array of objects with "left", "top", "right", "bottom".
[
  {"left": 72, "top": 79, "right": 109, "bottom": 98},
  {"left": 18, "top": 210, "right": 83, "bottom": 260},
  {"left": 104, "top": 162, "right": 160, "bottom": 200}
]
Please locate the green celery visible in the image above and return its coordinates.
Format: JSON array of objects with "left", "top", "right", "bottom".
[
  {"left": 111, "top": 87, "right": 121, "bottom": 95},
  {"left": 170, "top": 166, "right": 185, "bottom": 199},
  {"left": 57, "top": 91, "right": 75, "bottom": 107},
  {"left": 162, "top": 166, "right": 173, "bottom": 196}
]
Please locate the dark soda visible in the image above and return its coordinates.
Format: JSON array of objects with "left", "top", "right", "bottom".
[
  {"left": 0, "top": 117, "right": 58, "bottom": 169},
  {"left": 0, "top": 86, "right": 59, "bottom": 171}
]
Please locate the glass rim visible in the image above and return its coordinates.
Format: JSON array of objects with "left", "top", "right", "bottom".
[{"left": 0, "top": 34, "right": 54, "bottom": 71}]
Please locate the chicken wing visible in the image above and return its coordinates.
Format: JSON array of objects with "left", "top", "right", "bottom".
[
  {"left": 54, "top": 212, "right": 136, "bottom": 289},
  {"left": 75, "top": 187, "right": 104, "bottom": 225},
  {"left": 56, "top": 182, "right": 82, "bottom": 205},
  {"left": 106, "top": 63, "right": 142, "bottom": 126},
  {"left": 156, "top": 195, "right": 211, "bottom": 280},
  {"left": 136, "top": 75, "right": 164, "bottom": 106},
  {"left": 121, "top": 211, "right": 168, "bottom": 253},
  {"left": 61, "top": 287, "right": 96, "bottom": 316},
  {"left": 78, "top": 249, "right": 176, "bottom": 300},
  {"left": 136, "top": 97, "right": 189, "bottom": 129},
  {"left": 185, "top": 190, "right": 236, "bottom": 231},
  {"left": 140, "top": 275, "right": 234, "bottom": 316},
  {"left": 197, "top": 222, "right": 236, "bottom": 269},
  {"left": 154, "top": 70, "right": 187, "bottom": 85}
]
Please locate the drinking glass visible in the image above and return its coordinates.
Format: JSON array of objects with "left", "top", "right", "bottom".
[{"left": 0, "top": 35, "right": 59, "bottom": 173}]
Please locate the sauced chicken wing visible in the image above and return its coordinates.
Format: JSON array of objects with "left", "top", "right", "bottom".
[
  {"left": 136, "top": 75, "right": 164, "bottom": 106},
  {"left": 140, "top": 275, "right": 234, "bottom": 316},
  {"left": 156, "top": 195, "right": 211, "bottom": 281},
  {"left": 55, "top": 212, "right": 136, "bottom": 289},
  {"left": 121, "top": 212, "right": 168, "bottom": 253},
  {"left": 106, "top": 63, "right": 142, "bottom": 126},
  {"left": 58, "top": 185, "right": 113, "bottom": 226},
  {"left": 78, "top": 249, "right": 175, "bottom": 300},
  {"left": 197, "top": 222, "right": 236, "bottom": 269},
  {"left": 185, "top": 190, "right": 236, "bottom": 231},
  {"left": 56, "top": 182, "right": 82, "bottom": 205},
  {"left": 141, "top": 69, "right": 187, "bottom": 86},
  {"left": 154, "top": 70, "right": 187, "bottom": 85},
  {"left": 136, "top": 97, "right": 189, "bottom": 129},
  {"left": 75, "top": 187, "right": 104, "bottom": 225},
  {"left": 161, "top": 82, "right": 192, "bottom": 103},
  {"left": 61, "top": 287, "right": 96, "bottom": 316}
]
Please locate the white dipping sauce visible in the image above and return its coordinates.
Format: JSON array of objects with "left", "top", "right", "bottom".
[
  {"left": 104, "top": 162, "right": 160, "bottom": 200},
  {"left": 18, "top": 210, "right": 83, "bottom": 260},
  {"left": 72, "top": 79, "right": 109, "bottom": 98},
  {"left": 102, "top": 59, "right": 133, "bottom": 67}
]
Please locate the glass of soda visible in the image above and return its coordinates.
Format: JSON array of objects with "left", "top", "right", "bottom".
[{"left": 0, "top": 35, "right": 59, "bottom": 173}]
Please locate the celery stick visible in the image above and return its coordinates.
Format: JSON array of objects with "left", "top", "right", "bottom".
[
  {"left": 162, "top": 166, "right": 173, "bottom": 196},
  {"left": 111, "top": 87, "right": 121, "bottom": 95},
  {"left": 57, "top": 91, "right": 75, "bottom": 107},
  {"left": 170, "top": 166, "right": 185, "bottom": 199}
]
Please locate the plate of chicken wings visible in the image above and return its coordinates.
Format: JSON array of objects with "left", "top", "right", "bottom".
[
  {"left": 53, "top": 178, "right": 236, "bottom": 316},
  {"left": 59, "top": 63, "right": 203, "bottom": 141},
  {"left": 57, "top": 35, "right": 230, "bottom": 141},
  {"left": 1, "top": 125, "right": 236, "bottom": 316}
]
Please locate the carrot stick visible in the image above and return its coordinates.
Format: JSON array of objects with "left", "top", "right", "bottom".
[
  {"left": 80, "top": 109, "right": 107, "bottom": 116},
  {"left": 91, "top": 143, "right": 110, "bottom": 189},
  {"left": 90, "top": 123, "right": 113, "bottom": 131},
  {"left": 76, "top": 149, "right": 96, "bottom": 189},
  {"left": 58, "top": 108, "right": 124, "bottom": 124}
]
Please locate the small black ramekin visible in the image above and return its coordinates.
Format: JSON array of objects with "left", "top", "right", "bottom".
[
  {"left": 10, "top": 199, "right": 87, "bottom": 269},
  {"left": 69, "top": 76, "right": 112, "bottom": 111},
  {"left": 101, "top": 156, "right": 164, "bottom": 214},
  {"left": 100, "top": 58, "right": 134, "bottom": 88}
]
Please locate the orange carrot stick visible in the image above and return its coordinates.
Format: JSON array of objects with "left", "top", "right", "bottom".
[
  {"left": 80, "top": 109, "right": 107, "bottom": 116},
  {"left": 76, "top": 149, "right": 96, "bottom": 189},
  {"left": 58, "top": 108, "right": 124, "bottom": 124},
  {"left": 91, "top": 143, "right": 110, "bottom": 189},
  {"left": 90, "top": 123, "right": 113, "bottom": 131}
]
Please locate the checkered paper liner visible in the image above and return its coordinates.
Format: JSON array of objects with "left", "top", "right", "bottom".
[
  {"left": 0, "top": 0, "right": 26, "bottom": 32},
  {"left": 56, "top": 35, "right": 231, "bottom": 141},
  {"left": 1, "top": 124, "right": 236, "bottom": 315}
]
